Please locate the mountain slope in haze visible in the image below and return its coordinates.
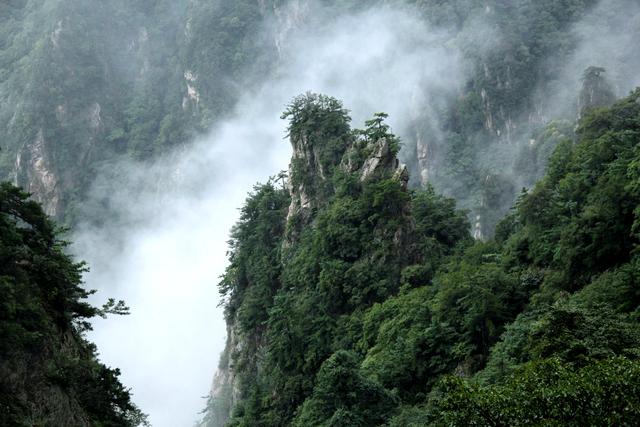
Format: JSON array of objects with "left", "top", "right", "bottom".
[
  {"left": 0, "top": 182, "right": 145, "bottom": 426},
  {"left": 0, "top": 0, "right": 188, "bottom": 220},
  {"left": 203, "top": 90, "right": 640, "bottom": 426},
  {"left": 2, "top": 0, "right": 637, "bottom": 237},
  {"left": 0, "top": 0, "right": 278, "bottom": 223}
]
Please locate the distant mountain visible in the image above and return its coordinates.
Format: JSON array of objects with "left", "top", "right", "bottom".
[{"left": 2, "top": 0, "right": 637, "bottom": 234}]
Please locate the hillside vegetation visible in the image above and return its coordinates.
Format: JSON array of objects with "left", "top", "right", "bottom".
[
  {"left": 0, "top": 183, "right": 145, "bottom": 426},
  {"left": 204, "top": 90, "right": 640, "bottom": 426}
]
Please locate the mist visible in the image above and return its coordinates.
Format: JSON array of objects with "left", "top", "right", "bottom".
[
  {"left": 71, "top": 3, "right": 465, "bottom": 426},
  {"left": 544, "top": 0, "right": 640, "bottom": 120}
]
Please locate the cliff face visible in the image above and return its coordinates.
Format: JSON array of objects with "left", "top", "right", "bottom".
[
  {"left": 3, "top": 330, "right": 101, "bottom": 427},
  {"left": 0, "top": 0, "right": 188, "bottom": 221},
  {"left": 286, "top": 132, "right": 408, "bottom": 232},
  {"left": 14, "top": 129, "right": 61, "bottom": 217},
  {"left": 285, "top": 132, "right": 336, "bottom": 227}
]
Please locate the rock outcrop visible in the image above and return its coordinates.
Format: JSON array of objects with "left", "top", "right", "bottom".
[
  {"left": 15, "top": 130, "right": 62, "bottom": 217},
  {"left": 204, "top": 102, "right": 409, "bottom": 426},
  {"left": 285, "top": 132, "right": 337, "bottom": 227},
  {"left": 285, "top": 128, "right": 408, "bottom": 243}
]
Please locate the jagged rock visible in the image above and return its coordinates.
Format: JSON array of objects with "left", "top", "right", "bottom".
[
  {"left": 358, "top": 138, "right": 408, "bottom": 188},
  {"left": 285, "top": 132, "right": 334, "bottom": 227},
  {"left": 205, "top": 322, "right": 241, "bottom": 427},
  {"left": 15, "top": 129, "right": 61, "bottom": 217},
  {"left": 88, "top": 102, "right": 102, "bottom": 131},
  {"left": 481, "top": 87, "right": 494, "bottom": 132},
  {"left": 272, "top": 0, "right": 310, "bottom": 57},
  {"left": 416, "top": 133, "right": 430, "bottom": 185},
  {"left": 50, "top": 20, "right": 63, "bottom": 49},
  {"left": 184, "top": 70, "right": 200, "bottom": 106},
  {"left": 395, "top": 163, "right": 409, "bottom": 190},
  {"left": 473, "top": 214, "right": 483, "bottom": 240},
  {"left": 359, "top": 138, "right": 392, "bottom": 182}
]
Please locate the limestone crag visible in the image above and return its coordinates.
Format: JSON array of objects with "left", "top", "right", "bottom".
[
  {"left": 15, "top": 130, "right": 62, "bottom": 217},
  {"left": 285, "top": 132, "right": 334, "bottom": 226},
  {"left": 286, "top": 131, "right": 408, "bottom": 240},
  {"left": 358, "top": 137, "right": 408, "bottom": 188}
]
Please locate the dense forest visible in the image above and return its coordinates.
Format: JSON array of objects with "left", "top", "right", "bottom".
[
  {"left": 0, "top": 0, "right": 639, "bottom": 425},
  {"left": 0, "top": 183, "right": 145, "bottom": 426},
  {"left": 204, "top": 90, "right": 640, "bottom": 426}
]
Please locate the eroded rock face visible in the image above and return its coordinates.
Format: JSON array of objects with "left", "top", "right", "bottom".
[
  {"left": 272, "top": 0, "right": 311, "bottom": 58},
  {"left": 359, "top": 137, "right": 406, "bottom": 184},
  {"left": 88, "top": 102, "right": 102, "bottom": 130},
  {"left": 285, "top": 133, "right": 332, "bottom": 226},
  {"left": 1, "top": 328, "right": 96, "bottom": 427},
  {"left": 286, "top": 133, "right": 409, "bottom": 226},
  {"left": 416, "top": 132, "right": 430, "bottom": 185},
  {"left": 206, "top": 321, "right": 242, "bottom": 427},
  {"left": 473, "top": 214, "right": 483, "bottom": 240},
  {"left": 183, "top": 70, "right": 200, "bottom": 109},
  {"left": 15, "top": 130, "right": 61, "bottom": 217}
]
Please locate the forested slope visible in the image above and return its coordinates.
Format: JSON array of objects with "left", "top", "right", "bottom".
[
  {"left": 204, "top": 90, "right": 640, "bottom": 426},
  {"left": 0, "top": 0, "right": 278, "bottom": 222},
  {"left": 0, "top": 183, "right": 145, "bottom": 426}
]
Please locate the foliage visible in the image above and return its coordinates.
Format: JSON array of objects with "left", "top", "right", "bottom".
[
  {"left": 293, "top": 350, "right": 398, "bottom": 427},
  {"left": 431, "top": 254, "right": 525, "bottom": 367},
  {"left": 3, "top": 1, "right": 639, "bottom": 425},
  {"left": 505, "top": 89, "right": 640, "bottom": 293},
  {"left": 360, "top": 286, "right": 457, "bottom": 400},
  {"left": 209, "top": 91, "right": 640, "bottom": 426},
  {"left": 430, "top": 357, "right": 640, "bottom": 426},
  {"left": 0, "top": 182, "right": 146, "bottom": 426},
  {"left": 209, "top": 97, "right": 471, "bottom": 426}
]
